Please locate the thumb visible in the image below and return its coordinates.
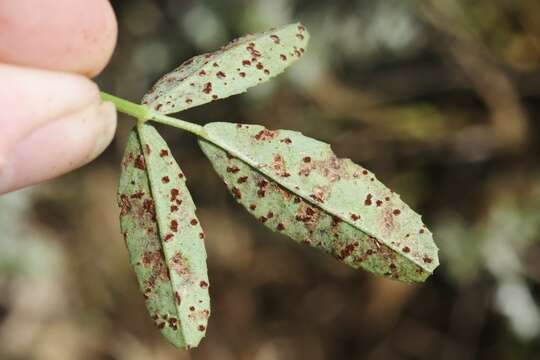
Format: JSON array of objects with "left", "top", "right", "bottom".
[{"left": 0, "top": 64, "right": 117, "bottom": 194}]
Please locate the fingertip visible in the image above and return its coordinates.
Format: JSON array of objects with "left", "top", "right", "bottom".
[
  {"left": 0, "top": 0, "right": 118, "bottom": 77},
  {"left": 0, "top": 100, "right": 117, "bottom": 194}
]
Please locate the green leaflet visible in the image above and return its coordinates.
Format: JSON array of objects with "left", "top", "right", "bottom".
[
  {"left": 141, "top": 23, "right": 309, "bottom": 114},
  {"left": 198, "top": 123, "right": 439, "bottom": 283},
  {"left": 118, "top": 124, "right": 210, "bottom": 348}
]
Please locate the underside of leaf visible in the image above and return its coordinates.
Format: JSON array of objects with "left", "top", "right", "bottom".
[
  {"left": 141, "top": 22, "right": 309, "bottom": 114},
  {"left": 118, "top": 125, "right": 210, "bottom": 348},
  {"left": 199, "top": 123, "right": 439, "bottom": 283}
]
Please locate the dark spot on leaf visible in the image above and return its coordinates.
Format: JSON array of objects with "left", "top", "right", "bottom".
[
  {"left": 270, "top": 34, "right": 280, "bottom": 44},
  {"left": 199, "top": 70, "right": 206, "bottom": 76},
  {"left": 200, "top": 281, "right": 208, "bottom": 289},
  {"left": 232, "top": 186, "right": 242, "bottom": 199},
  {"left": 161, "top": 176, "right": 170, "bottom": 184},
  {"left": 239, "top": 72, "right": 246, "bottom": 77},
  {"left": 135, "top": 155, "right": 145, "bottom": 170},
  {"left": 155, "top": 104, "right": 162, "bottom": 111},
  {"left": 199, "top": 232, "right": 205, "bottom": 239},
  {"left": 190, "top": 219, "right": 198, "bottom": 226},
  {"left": 226, "top": 166, "right": 240, "bottom": 173},
  {"left": 376, "top": 200, "right": 383, "bottom": 207},
  {"left": 170, "top": 205, "right": 179, "bottom": 212},
  {"left": 364, "top": 194, "right": 373, "bottom": 206},
  {"left": 198, "top": 325, "right": 206, "bottom": 332},
  {"left": 159, "top": 149, "right": 169, "bottom": 157},
  {"left": 238, "top": 176, "right": 248, "bottom": 183},
  {"left": 119, "top": 194, "right": 131, "bottom": 215},
  {"left": 350, "top": 213, "right": 361, "bottom": 221},
  {"left": 303, "top": 156, "right": 311, "bottom": 163},
  {"left": 402, "top": 246, "right": 411, "bottom": 253},
  {"left": 170, "top": 220, "right": 178, "bottom": 232},
  {"left": 249, "top": 204, "right": 257, "bottom": 210},
  {"left": 393, "top": 209, "right": 401, "bottom": 216},
  {"left": 216, "top": 71, "right": 226, "bottom": 79},
  {"left": 277, "top": 223, "right": 285, "bottom": 231},
  {"left": 242, "top": 60, "right": 251, "bottom": 66},
  {"left": 164, "top": 233, "right": 174, "bottom": 241},
  {"left": 280, "top": 54, "right": 287, "bottom": 61},
  {"left": 203, "top": 82, "right": 212, "bottom": 94},
  {"left": 423, "top": 256, "right": 432, "bottom": 264},
  {"left": 130, "top": 191, "right": 145, "bottom": 199}
]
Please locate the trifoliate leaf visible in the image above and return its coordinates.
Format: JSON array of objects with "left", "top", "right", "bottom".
[
  {"left": 118, "top": 124, "right": 210, "bottom": 348},
  {"left": 141, "top": 23, "right": 309, "bottom": 114},
  {"left": 198, "top": 123, "right": 439, "bottom": 283}
]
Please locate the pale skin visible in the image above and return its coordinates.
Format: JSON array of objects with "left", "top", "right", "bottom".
[{"left": 0, "top": 0, "right": 118, "bottom": 194}]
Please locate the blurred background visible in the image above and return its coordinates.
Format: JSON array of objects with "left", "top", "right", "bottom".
[{"left": 2, "top": 0, "right": 540, "bottom": 358}]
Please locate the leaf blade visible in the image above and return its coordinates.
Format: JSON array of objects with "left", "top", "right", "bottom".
[
  {"left": 141, "top": 23, "right": 309, "bottom": 114},
  {"left": 118, "top": 125, "right": 210, "bottom": 348},
  {"left": 199, "top": 123, "right": 439, "bottom": 283}
]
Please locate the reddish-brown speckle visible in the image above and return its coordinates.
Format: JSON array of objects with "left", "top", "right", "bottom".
[
  {"left": 232, "top": 186, "right": 242, "bottom": 199},
  {"left": 259, "top": 216, "right": 268, "bottom": 223},
  {"left": 419, "top": 229, "right": 425, "bottom": 234},
  {"left": 402, "top": 246, "right": 410, "bottom": 253},
  {"left": 362, "top": 170, "right": 368, "bottom": 175},
  {"left": 186, "top": 98, "right": 193, "bottom": 104},
  {"left": 423, "top": 256, "right": 432, "bottom": 264},
  {"left": 238, "top": 176, "right": 248, "bottom": 183},
  {"left": 198, "top": 325, "right": 206, "bottom": 332},
  {"left": 242, "top": 60, "right": 251, "bottom": 66},
  {"left": 164, "top": 233, "right": 174, "bottom": 241},
  {"left": 226, "top": 166, "right": 240, "bottom": 173},
  {"left": 170, "top": 220, "right": 178, "bottom": 232},
  {"left": 130, "top": 191, "right": 145, "bottom": 199},
  {"left": 175, "top": 292, "right": 181, "bottom": 304},
  {"left": 159, "top": 149, "right": 169, "bottom": 157},
  {"left": 254, "top": 129, "right": 278, "bottom": 141},
  {"left": 270, "top": 34, "right": 280, "bottom": 44},
  {"left": 199, "top": 232, "right": 205, "bottom": 239},
  {"left": 155, "top": 104, "right": 163, "bottom": 111},
  {"left": 190, "top": 219, "right": 198, "bottom": 226},
  {"left": 256, "top": 63, "right": 264, "bottom": 70},
  {"left": 350, "top": 213, "right": 361, "bottom": 221},
  {"left": 143, "top": 199, "right": 156, "bottom": 220},
  {"left": 170, "top": 188, "right": 180, "bottom": 201},
  {"left": 364, "top": 194, "right": 373, "bottom": 206},
  {"left": 216, "top": 71, "right": 226, "bottom": 79},
  {"left": 135, "top": 155, "right": 146, "bottom": 170},
  {"left": 162, "top": 176, "right": 170, "bottom": 184},
  {"left": 170, "top": 205, "right": 179, "bottom": 212},
  {"left": 200, "top": 280, "right": 209, "bottom": 289},
  {"left": 119, "top": 194, "right": 131, "bottom": 216},
  {"left": 239, "top": 72, "right": 246, "bottom": 78},
  {"left": 393, "top": 209, "right": 401, "bottom": 216},
  {"left": 281, "top": 137, "right": 292, "bottom": 144},
  {"left": 249, "top": 204, "right": 257, "bottom": 210},
  {"left": 199, "top": 70, "right": 206, "bottom": 76},
  {"left": 203, "top": 82, "right": 212, "bottom": 94},
  {"left": 280, "top": 54, "right": 287, "bottom": 61},
  {"left": 376, "top": 200, "right": 383, "bottom": 207},
  {"left": 277, "top": 223, "right": 285, "bottom": 231}
]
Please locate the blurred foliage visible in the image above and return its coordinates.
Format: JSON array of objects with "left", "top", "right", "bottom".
[{"left": 2, "top": 0, "right": 540, "bottom": 359}]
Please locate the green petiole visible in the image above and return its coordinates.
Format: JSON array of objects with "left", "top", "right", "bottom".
[{"left": 100, "top": 91, "right": 207, "bottom": 138}]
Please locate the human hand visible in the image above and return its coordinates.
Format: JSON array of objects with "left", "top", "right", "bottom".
[{"left": 0, "top": 0, "right": 118, "bottom": 194}]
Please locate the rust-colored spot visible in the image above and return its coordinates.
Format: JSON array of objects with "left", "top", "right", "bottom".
[
  {"left": 402, "top": 246, "right": 410, "bottom": 253},
  {"left": 199, "top": 232, "right": 205, "bottom": 239},
  {"left": 190, "top": 306, "right": 195, "bottom": 311},
  {"left": 303, "top": 156, "right": 311, "bottom": 163},
  {"left": 170, "top": 220, "right": 178, "bottom": 232},
  {"left": 170, "top": 205, "right": 179, "bottom": 212},
  {"left": 119, "top": 194, "right": 131, "bottom": 215},
  {"left": 164, "top": 233, "right": 174, "bottom": 241},
  {"left": 198, "top": 325, "right": 206, "bottom": 332},
  {"left": 254, "top": 129, "right": 277, "bottom": 141},
  {"left": 419, "top": 229, "right": 425, "bottom": 234},
  {"left": 232, "top": 186, "right": 242, "bottom": 199},
  {"left": 350, "top": 213, "right": 361, "bottom": 221},
  {"left": 135, "top": 155, "right": 145, "bottom": 170},
  {"left": 393, "top": 209, "right": 401, "bottom": 216},
  {"left": 362, "top": 170, "right": 368, "bottom": 175},
  {"left": 216, "top": 71, "right": 226, "bottom": 79},
  {"left": 200, "top": 280, "right": 209, "bottom": 289},
  {"left": 155, "top": 103, "right": 163, "bottom": 111},
  {"left": 239, "top": 72, "right": 246, "bottom": 78},
  {"left": 175, "top": 291, "right": 181, "bottom": 304},
  {"left": 190, "top": 219, "right": 198, "bottom": 226},
  {"left": 226, "top": 166, "right": 240, "bottom": 173},
  {"left": 281, "top": 137, "right": 292, "bottom": 144},
  {"left": 242, "top": 60, "right": 251, "bottom": 66},
  {"left": 270, "top": 34, "right": 280, "bottom": 44},
  {"left": 264, "top": 69, "right": 270, "bottom": 75},
  {"left": 143, "top": 199, "right": 156, "bottom": 220},
  {"left": 130, "top": 191, "right": 145, "bottom": 199},
  {"left": 259, "top": 216, "right": 268, "bottom": 223},
  {"left": 203, "top": 82, "right": 212, "bottom": 94},
  {"left": 423, "top": 256, "right": 432, "bottom": 264},
  {"left": 256, "top": 63, "right": 264, "bottom": 70},
  {"left": 277, "top": 223, "right": 285, "bottom": 231},
  {"left": 280, "top": 54, "right": 287, "bottom": 61},
  {"left": 145, "top": 144, "right": 151, "bottom": 155},
  {"left": 249, "top": 204, "right": 256, "bottom": 210},
  {"left": 364, "top": 194, "right": 373, "bottom": 206},
  {"left": 170, "top": 188, "right": 180, "bottom": 201},
  {"left": 162, "top": 176, "right": 170, "bottom": 184},
  {"left": 376, "top": 200, "right": 383, "bottom": 207},
  {"left": 199, "top": 70, "right": 206, "bottom": 76},
  {"left": 238, "top": 176, "right": 248, "bottom": 183},
  {"left": 159, "top": 149, "right": 169, "bottom": 157},
  {"left": 185, "top": 98, "right": 193, "bottom": 104}
]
